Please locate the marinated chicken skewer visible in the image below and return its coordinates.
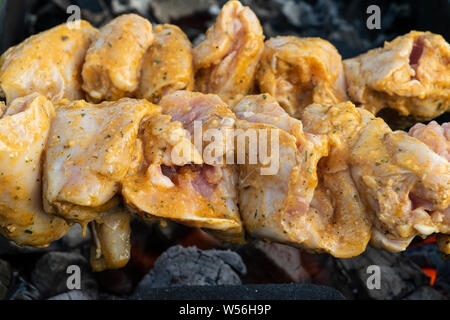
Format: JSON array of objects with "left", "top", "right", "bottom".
[
  {"left": 137, "top": 24, "right": 194, "bottom": 103},
  {"left": 82, "top": 14, "right": 153, "bottom": 102},
  {"left": 0, "top": 1, "right": 448, "bottom": 270},
  {"left": 0, "top": 21, "right": 98, "bottom": 104},
  {"left": 0, "top": 91, "right": 448, "bottom": 266},
  {"left": 193, "top": 0, "right": 264, "bottom": 105},
  {"left": 256, "top": 37, "right": 348, "bottom": 119},
  {"left": 344, "top": 31, "right": 450, "bottom": 120}
]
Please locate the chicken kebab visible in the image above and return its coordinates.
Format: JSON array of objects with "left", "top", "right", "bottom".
[{"left": 0, "top": 0, "right": 448, "bottom": 272}]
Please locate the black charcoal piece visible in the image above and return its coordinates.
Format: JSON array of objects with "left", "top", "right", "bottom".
[
  {"left": 403, "top": 286, "right": 447, "bottom": 300},
  {"left": 132, "top": 246, "right": 246, "bottom": 298},
  {"left": 60, "top": 224, "right": 91, "bottom": 250},
  {"left": 331, "top": 246, "right": 430, "bottom": 300},
  {"left": 150, "top": 0, "right": 217, "bottom": 23},
  {"left": 8, "top": 275, "right": 41, "bottom": 300},
  {"left": 31, "top": 252, "right": 98, "bottom": 299},
  {"left": 0, "top": 259, "right": 12, "bottom": 300}
]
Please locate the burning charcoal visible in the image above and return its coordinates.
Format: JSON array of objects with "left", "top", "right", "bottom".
[
  {"left": 110, "top": 0, "right": 152, "bottom": 16},
  {"left": 31, "top": 252, "right": 98, "bottom": 299},
  {"left": 403, "top": 244, "right": 450, "bottom": 294},
  {"left": 155, "top": 221, "right": 191, "bottom": 246},
  {"left": 380, "top": 2, "right": 411, "bottom": 31},
  {"left": 403, "top": 244, "right": 445, "bottom": 270},
  {"left": 280, "top": 1, "right": 318, "bottom": 27},
  {"left": 232, "top": 240, "right": 310, "bottom": 284},
  {"left": 150, "top": 0, "right": 218, "bottom": 23},
  {"left": 60, "top": 224, "right": 91, "bottom": 250},
  {"left": 254, "top": 241, "right": 310, "bottom": 283},
  {"left": 52, "top": 0, "right": 112, "bottom": 26},
  {"left": 404, "top": 286, "right": 447, "bottom": 300},
  {"left": 96, "top": 269, "right": 134, "bottom": 295},
  {"left": 0, "top": 259, "right": 12, "bottom": 300},
  {"left": 77, "top": 0, "right": 112, "bottom": 26},
  {"left": 331, "top": 247, "right": 429, "bottom": 300},
  {"left": 8, "top": 275, "right": 41, "bottom": 300},
  {"left": 177, "top": 229, "right": 221, "bottom": 250},
  {"left": 238, "top": 0, "right": 281, "bottom": 22},
  {"left": 47, "top": 290, "right": 91, "bottom": 300},
  {"left": 131, "top": 246, "right": 246, "bottom": 298},
  {"left": 206, "top": 250, "right": 247, "bottom": 275},
  {"left": 436, "top": 261, "right": 450, "bottom": 295}
]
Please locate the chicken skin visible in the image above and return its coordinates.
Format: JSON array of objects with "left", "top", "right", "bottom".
[
  {"left": 344, "top": 31, "right": 450, "bottom": 120},
  {"left": 137, "top": 24, "right": 194, "bottom": 103},
  {"left": 0, "top": 94, "right": 70, "bottom": 247},
  {"left": 43, "top": 98, "right": 158, "bottom": 227},
  {"left": 0, "top": 21, "right": 97, "bottom": 104},
  {"left": 123, "top": 91, "right": 244, "bottom": 242},
  {"left": 82, "top": 14, "right": 153, "bottom": 102},
  {"left": 233, "top": 95, "right": 370, "bottom": 257},
  {"left": 257, "top": 37, "right": 348, "bottom": 119},
  {"left": 193, "top": 0, "right": 264, "bottom": 105}
]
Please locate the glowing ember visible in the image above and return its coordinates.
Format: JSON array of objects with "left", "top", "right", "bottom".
[{"left": 421, "top": 268, "right": 437, "bottom": 286}]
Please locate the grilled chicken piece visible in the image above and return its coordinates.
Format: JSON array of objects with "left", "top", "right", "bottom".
[
  {"left": 257, "top": 37, "right": 348, "bottom": 119},
  {"left": 301, "top": 102, "right": 450, "bottom": 252},
  {"left": 43, "top": 98, "right": 158, "bottom": 227},
  {"left": 0, "top": 94, "right": 70, "bottom": 247},
  {"left": 137, "top": 24, "right": 194, "bottom": 103},
  {"left": 90, "top": 207, "right": 131, "bottom": 272},
  {"left": 0, "top": 21, "right": 97, "bottom": 104},
  {"left": 123, "top": 91, "right": 244, "bottom": 242},
  {"left": 233, "top": 95, "right": 370, "bottom": 257},
  {"left": 82, "top": 14, "right": 153, "bottom": 102},
  {"left": 193, "top": 0, "right": 264, "bottom": 105},
  {"left": 344, "top": 31, "right": 450, "bottom": 120}
]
